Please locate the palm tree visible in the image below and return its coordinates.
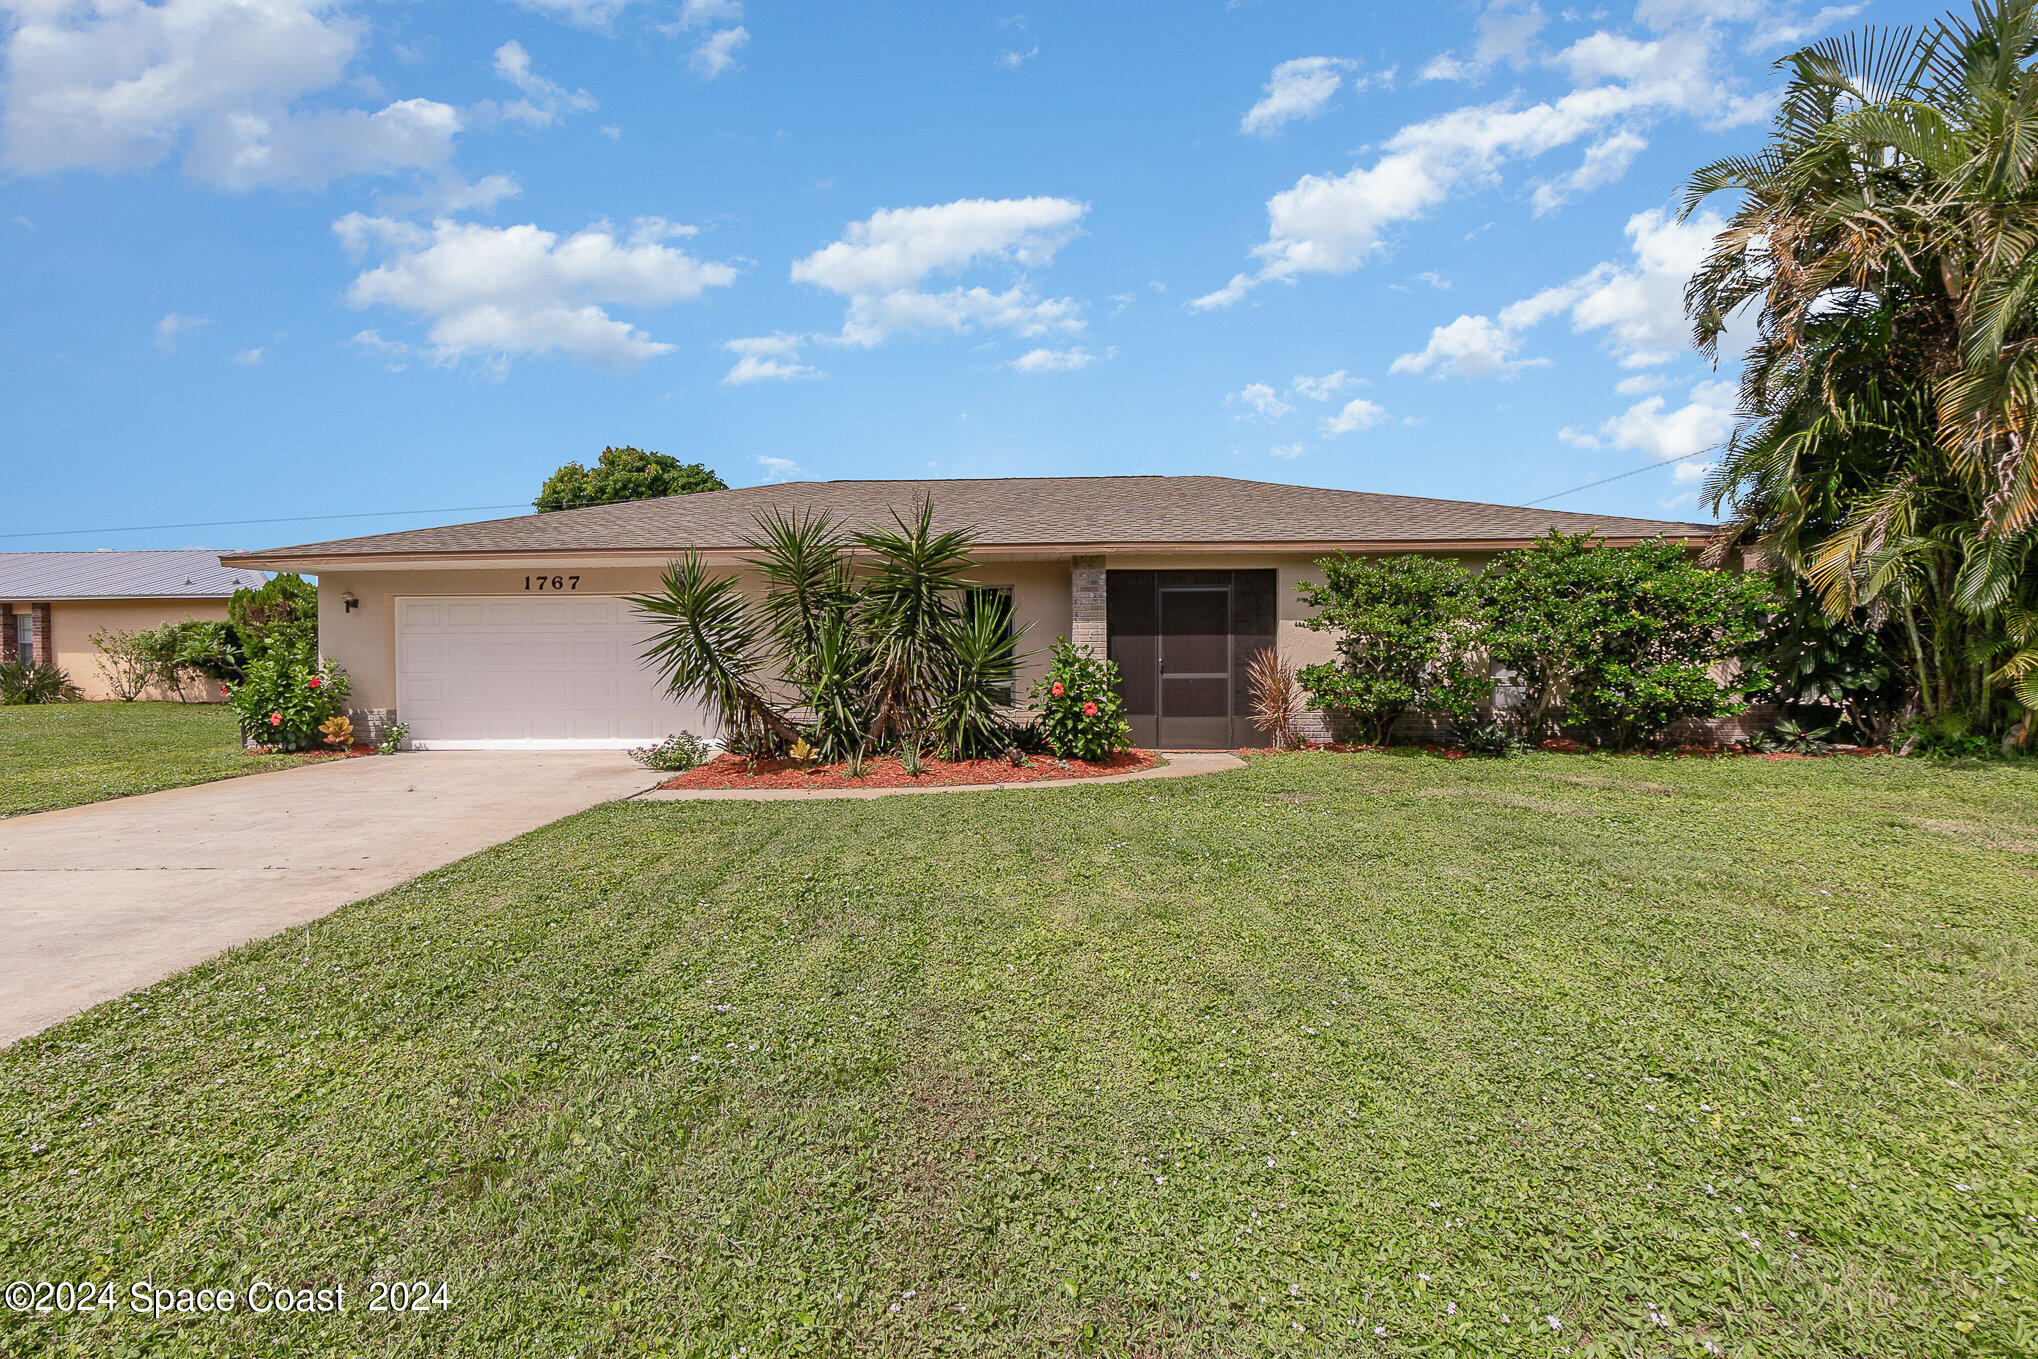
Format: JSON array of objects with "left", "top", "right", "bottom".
[{"left": 1685, "top": 0, "right": 2038, "bottom": 731}]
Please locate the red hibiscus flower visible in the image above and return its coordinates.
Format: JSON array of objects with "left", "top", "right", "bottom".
[
  {"left": 269, "top": 712, "right": 282, "bottom": 726},
  {"left": 219, "top": 684, "right": 229, "bottom": 697},
  {"left": 1082, "top": 701, "right": 1098, "bottom": 716},
  {"left": 1051, "top": 681, "right": 1064, "bottom": 698},
  {"left": 307, "top": 676, "right": 322, "bottom": 689}
]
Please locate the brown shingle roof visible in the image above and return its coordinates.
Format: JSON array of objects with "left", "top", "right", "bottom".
[{"left": 223, "top": 476, "right": 1712, "bottom": 564}]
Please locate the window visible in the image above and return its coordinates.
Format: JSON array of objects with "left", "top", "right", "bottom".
[
  {"left": 965, "top": 586, "right": 1016, "bottom": 705},
  {"left": 12, "top": 613, "right": 31, "bottom": 668}
]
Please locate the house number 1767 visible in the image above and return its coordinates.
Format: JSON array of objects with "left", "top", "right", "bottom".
[{"left": 524, "top": 574, "right": 579, "bottom": 591}]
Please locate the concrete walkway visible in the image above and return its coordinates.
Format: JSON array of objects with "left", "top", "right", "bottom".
[
  {"left": 0, "top": 752, "right": 659, "bottom": 1046},
  {"left": 634, "top": 750, "right": 1246, "bottom": 802}
]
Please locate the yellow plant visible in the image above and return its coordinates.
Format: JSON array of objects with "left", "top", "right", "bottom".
[
  {"left": 319, "top": 715, "right": 354, "bottom": 749},
  {"left": 789, "top": 737, "right": 817, "bottom": 768}
]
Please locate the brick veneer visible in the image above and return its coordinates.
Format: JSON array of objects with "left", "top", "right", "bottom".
[
  {"left": 0, "top": 605, "right": 15, "bottom": 665},
  {"left": 30, "top": 603, "right": 51, "bottom": 668},
  {"left": 1070, "top": 555, "right": 1106, "bottom": 657}
]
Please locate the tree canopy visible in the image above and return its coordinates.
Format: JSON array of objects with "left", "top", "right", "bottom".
[{"left": 534, "top": 447, "right": 727, "bottom": 513}]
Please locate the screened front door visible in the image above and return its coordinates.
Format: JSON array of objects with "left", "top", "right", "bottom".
[{"left": 1106, "top": 569, "right": 1277, "bottom": 749}]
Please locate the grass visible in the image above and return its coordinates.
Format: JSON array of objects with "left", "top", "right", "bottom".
[
  {"left": 0, "top": 702, "right": 296, "bottom": 816},
  {"left": 2, "top": 751, "right": 2035, "bottom": 1356}
]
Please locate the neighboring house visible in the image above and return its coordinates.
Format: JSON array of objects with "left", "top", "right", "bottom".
[
  {"left": 0, "top": 551, "right": 266, "bottom": 701},
  {"left": 221, "top": 476, "right": 1716, "bottom": 750}
]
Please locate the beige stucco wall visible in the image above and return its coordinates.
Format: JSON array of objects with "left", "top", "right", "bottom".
[
  {"left": 316, "top": 558, "right": 1079, "bottom": 717},
  {"left": 13, "top": 599, "right": 233, "bottom": 702}
]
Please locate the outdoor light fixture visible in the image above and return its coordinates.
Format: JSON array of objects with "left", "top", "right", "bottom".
[{"left": 341, "top": 591, "right": 359, "bottom": 613}]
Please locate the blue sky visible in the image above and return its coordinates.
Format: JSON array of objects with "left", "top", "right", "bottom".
[{"left": 0, "top": 0, "right": 1904, "bottom": 551}]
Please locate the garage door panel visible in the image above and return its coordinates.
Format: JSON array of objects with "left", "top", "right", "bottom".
[{"left": 397, "top": 595, "right": 710, "bottom": 749}]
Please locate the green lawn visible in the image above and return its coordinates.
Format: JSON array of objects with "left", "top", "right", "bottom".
[
  {"left": 2, "top": 753, "right": 2034, "bottom": 1356},
  {"left": 0, "top": 702, "right": 296, "bottom": 816}
]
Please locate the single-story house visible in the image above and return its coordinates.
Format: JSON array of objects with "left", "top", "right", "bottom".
[
  {"left": 0, "top": 550, "right": 267, "bottom": 701},
  {"left": 222, "top": 476, "right": 1720, "bottom": 751}
]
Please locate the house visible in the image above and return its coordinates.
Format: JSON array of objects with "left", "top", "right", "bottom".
[
  {"left": 221, "top": 476, "right": 1715, "bottom": 750},
  {"left": 0, "top": 550, "right": 267, "bottom": 701}
]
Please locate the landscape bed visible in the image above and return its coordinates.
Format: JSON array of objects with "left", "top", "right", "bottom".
[
  {"left": 1, "top": 750, "right": 2033, "bottom": 1356},
  {"left": 657, "top": 748, "right": 1159, "bottom": 790}
]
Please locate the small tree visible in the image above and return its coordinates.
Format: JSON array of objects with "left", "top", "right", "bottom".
[
  {"left": 1481, "top": 532, "right": 1773, "bottom": 748},
  {"left": 91, "top": 627, "right": 156, "bottom": 701},
  {"left": 1294, "top": 554, "right": 1491, "bottom": 744},
  {"left": 230, "top": 574, "right": 316, "bottom": 667},
  {"left": 535, "top": 447, "right": 727, "bottom": 512}
]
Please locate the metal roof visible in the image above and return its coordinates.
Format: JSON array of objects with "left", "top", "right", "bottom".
[
  {"left": 224, "top": 476, "right": 1713, "bottom": 564},
  {"left": 0, "top": 550, "right": 266, "bottom": 600}
]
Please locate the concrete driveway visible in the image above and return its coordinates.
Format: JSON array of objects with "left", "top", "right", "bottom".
[{"left": 0, "top": 752, "right": 658, "bottom": 1046}]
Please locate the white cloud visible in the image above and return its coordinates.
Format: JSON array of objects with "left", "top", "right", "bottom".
[
  {"left": 1241, "top": 56, "right": 1358, "bottom": 136},
  {"left": 1227, "top": 382, "right": 1294, "bottom": 419},
  {"left": 786, "top": 197, "right": 1090, "bottom": 350},
  {"left": 1320, "top": 397, "right": 1386, "bottom": 435},
  {"left": 1391, "top": 313, "right": 1545, "bottom": 379},
  {"left": 1744, "top": 4, "right": 1863, "bottom": 51},
  {"left": 1009, "top": 345, "right": 1096, "bottom": 372},
  {"left": 234, "top": 347, "right": 262, "bottom": 365},
  {"left": 1193, "top": 24, "right": 1755, "bottom": 307},
  {"left": 0, "top": 0, "right": 468, "bottom": 187},
  {"left": 489, "top": 41, "right": 597, "bottom": 128},
  {"left": 1476, "top": 0, "right": 1548, "bottom": 69},
  {"left": 1289, "top": 369, "right": 1359, "bottom": 401},
  {"left": 337, "top": 214, "right": 738, "bottom": 371},
  {"left": 687, "top": 25, "right": 748, "bottom": 79},
  {"left": 1593, "top": 379, "right": 1735, "bottom": 478},
  {"left": 1269, "top": 440, "right": 1309, "bottom": 459},
  {"left": 793, "top": 197, "right": 1086, "bottom": 295},
  {"left": 509, "top": 0, "right": 646, "bottom": 27},
  {"left": 1616, "top": 373, "right": 1669, "bottom": 394},
  {"left": 154, "top": 312, "right": 209, "bottom": 351},
  {"left": 997, "top": 46, "right": 1039, "bottom": 69},
  {"left": 1557, "top": 425, "right": 1601, "bottom": 449},
  {"left": 1529, "top": 126, "right": 1646, "bottom": 214},
  {"left": 753, "top": 453, "right": 801, "bottom": 483},
  {"left": 721, "top": 333, "right": 819, "bottom": 384},
  {"left": 379, "top": 170, "right": 522, "bottom": 217},
  {"left": 1500, "top": 206, "right": 1727, "bottom": 366},
  {"left": 1419, "top": 53, "right": 1476, "bottom": 82}
]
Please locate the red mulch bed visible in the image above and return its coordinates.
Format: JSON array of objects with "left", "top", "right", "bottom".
[
  {"left": 658, "top": 749, "right": 1159, "bottom": 791},
  {"left": 249, "top": 742, "right": 381, "bottom": 762}
]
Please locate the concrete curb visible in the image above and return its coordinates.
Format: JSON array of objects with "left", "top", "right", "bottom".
[{"left": 630, "top": 751, "right": 1247, "bottom": 803}]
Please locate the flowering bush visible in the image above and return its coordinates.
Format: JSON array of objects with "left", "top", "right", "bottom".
[
  {"left": 1028, "top": 638, "right": 1132, "bottom": 761},
  {"left": 228, "top": 656, "right": 351, "bottom": 752},
  {"left": 628, "top": 732, "right": 712, "bottom": 771}
]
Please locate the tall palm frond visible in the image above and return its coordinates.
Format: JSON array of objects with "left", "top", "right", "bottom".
[{"left": 630, "top": 554, "right": 802, "bottom": 750}]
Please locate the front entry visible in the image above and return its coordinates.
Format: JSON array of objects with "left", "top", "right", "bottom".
[{"left": 1106, "top": 570, "right": 1276, "bottom": 749}]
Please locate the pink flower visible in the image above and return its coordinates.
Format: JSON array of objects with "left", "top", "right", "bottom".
[
  {"left": 1083, "top": 701, "right": 1098, "bottom": 716},
  {"left": 1051, "top": 681, "right": 1064, "bottom": 698},
  {"left": 269, "top": 712, "right": 282, "bottom": 727}
]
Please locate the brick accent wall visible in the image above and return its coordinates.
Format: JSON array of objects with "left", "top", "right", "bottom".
[
  {"left": 30, "top": 603, "right": 51, "bottom": 669},
  {"left": 349, "top": 708, "right": 400, "bottom": 748},
  {"left": 1070, "top": 555, "right": 1106, "bottom": 657},
  {"left": 0, "top": 606, "right": 15, "bottom": 665}
]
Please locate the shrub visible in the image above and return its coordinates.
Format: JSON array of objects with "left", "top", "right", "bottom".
[
  {"left": 90, "top": 627, "right": 157, "bottom": 701},
  {"left": 1029, "top": 638, "right": 1133, "bottom": 761},
  {"left": 1481, "top": 532, "right": 1773, "bottom": 749},
  {"left": 535, "top": 447, "right": 726, "bottom": 512},
  {"left": 1294, "top": 554, "right": 1491, "bottom": 744},
  {"left": 229, "top": 574, "right": 317, "bottom": 667},
  {"left": 628, "top": 732, "right": 712, "bottom": 771},
  {"left": 1740, "top": 579, "right": 1904, "bottom": 745},
  {"left": 1894, "top": 712, "right": 1998, "bottom": 760},
  {"left": 1245, "top": 647, "right": 1306, "bottom": 749},
  {"left": 0, "top": 660, "right": 80, "bottom": 704},
  {"left": 1455, "top": 719, "right": 1523, "bottom": 758},
  {"left": 227, "top": 656, "right": 351, "bottom": 752},
  {"left": 378, "top": 721, "right": 411, "bottom": 756}
]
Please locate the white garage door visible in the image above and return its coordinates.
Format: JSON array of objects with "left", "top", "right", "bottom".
[{"left": 396, "top": 595, "right": 711, "bottom": 750}]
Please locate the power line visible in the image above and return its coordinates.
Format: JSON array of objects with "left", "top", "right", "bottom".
[
  {"left": 1522, "top": 449, "right": 1710, "bottom": 507},
  {"left": 0, "top": 503, "right": 531, "bottom": 543}
]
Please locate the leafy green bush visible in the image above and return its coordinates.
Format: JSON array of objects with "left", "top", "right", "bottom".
[
  {"left": 1741, "top": 580, "right": 1903, "bottom": 744},
  {"left": 1455, "top": 719, "right": 1523, "bottom": 758},
  {"left": 628, "top": 733, "right": 712, "bottom": 771},
  {"left": 229, "top": 573, "right": 316, "bottom": 667},
  {"left": 89, "top": 627, "right": 157, "bottom": 701},
  {"left": 1294, "top": 554, "right": 1491, "bottom": 743},
  {"left": 1895, "top": 712, "right": 1998, "bottom": 760},
  {"left": 1029, "top": 639, "right": 1132, "bottom": 760},
  {"left": 227, "top": 656, "right": 351, "bottom": 752},
  {"left": 1481, "top": 532, "right": 1774, "bottom": 749},
  {"left": 0, "top": 660, "right": 80, "bottom": 704}
]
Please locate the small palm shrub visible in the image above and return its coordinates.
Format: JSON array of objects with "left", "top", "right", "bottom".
[
  {"left": 0, "top": 660, "right": 80, "bottom": 705},
  {"left": 1245, "top": 647, "right": 1306, "bottom": 749},
  {"left": 227, "top": 657, "right": 351, "bottom": 752},
  {"left": 1029, "top": 639, "right": 1132, "bottom": 761},
  {"left": 628, "top": 732, "right": 712, "bottom": 771}
]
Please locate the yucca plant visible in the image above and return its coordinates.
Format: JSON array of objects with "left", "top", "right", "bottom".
[
  {"left": 854, "top": 501, "right": 978, "bottom": 748},
  {"left": 1245, "top": 647, "right": 1306, "bottom": 750},
  {"left": 0, "top": 660, "right": 79, "bottom": 705},
  {"left": 932, "top": 592, "right": 1026, "bottom": 759}
]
